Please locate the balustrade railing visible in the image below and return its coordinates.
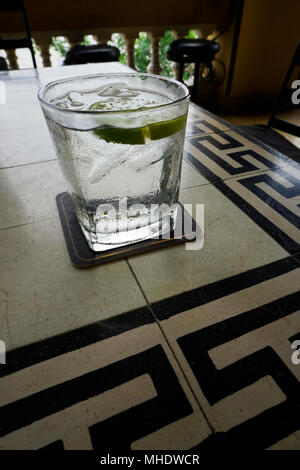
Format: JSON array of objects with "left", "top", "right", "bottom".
[{"left": 1, "top": 24, "right": 216, "bottom": 75}]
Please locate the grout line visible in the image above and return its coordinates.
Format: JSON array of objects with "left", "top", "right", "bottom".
[
  {"left": 180, "top": 180, "right": 212, "bottom": 190},
  {"left": 125, "top": 259, "right": 150, "bottom": 307},
  {"left": 0, "top": 216, "right": 58, "bottom": 231},
  {"left": 0, "top": 158, "right": 57, "bottom": 171},
  {"left": 125, "top": 258, "right": 215, "bottom": 435}
]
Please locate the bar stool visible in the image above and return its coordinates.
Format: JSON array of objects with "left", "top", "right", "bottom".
[
  {"left": 167, "top": 38, "right": 220, "bottom": 101},
  {"left": 63, "top": 44, "right": 120, "bottom": 65}
]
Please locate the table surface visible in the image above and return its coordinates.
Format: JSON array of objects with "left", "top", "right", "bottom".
[{"left": 0, "top": 62, "right": 299, "bottom": 450}]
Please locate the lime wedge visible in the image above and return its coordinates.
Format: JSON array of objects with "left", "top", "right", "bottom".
[
  {"left": 92, "top": 114, "right": 187, "bottom": 145},
  {"left": 149, "top": 115, "right": 187, "bottom": 141}
]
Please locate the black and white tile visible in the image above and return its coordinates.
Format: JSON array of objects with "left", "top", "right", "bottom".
[
  {"left": 151, "top": 256, "right": 300, "bottom": 449},
  {"left": 184, "top": 123, "right": 300, "bottom": 253},
  {"left": 0, "top": 308, "right": 210, "bottom": 450}
]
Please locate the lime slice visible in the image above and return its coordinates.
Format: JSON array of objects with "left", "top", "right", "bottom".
[
  {"left": 149, "top": 115, "right": 187, "bottom": 140},
  {"left": 92, "top": 114, "right": 187, "bottom": 145},
  {"left": 93, "top": 126, "right": 150, "bottom": 145}
]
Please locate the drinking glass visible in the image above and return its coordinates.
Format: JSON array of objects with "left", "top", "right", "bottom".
[{"left": 38, "top": 73, "right": 189, "bottom": 251}]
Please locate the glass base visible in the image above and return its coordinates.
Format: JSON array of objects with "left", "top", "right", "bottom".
[{"left": 79, "top": 212, "right": 177, "bottom": 252}]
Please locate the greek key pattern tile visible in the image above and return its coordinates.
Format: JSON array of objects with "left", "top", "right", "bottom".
[
  {"left": 151, "top": 256, "right": 300, "bottom": 450},
  {"left": 184, "top": 126, "right": 300, "bottom": 253},
  {"left": 0, "top": 309, "right": 210, "bottom": 451},
  {"left": 185, "top": 130, "right": 292, "bottom": 180}
]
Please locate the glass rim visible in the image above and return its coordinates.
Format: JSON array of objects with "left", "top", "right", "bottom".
[{"left": 37, "top": 72, "right": 190, "bottom": 116}]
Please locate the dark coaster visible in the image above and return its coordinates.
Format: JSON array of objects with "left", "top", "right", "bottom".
[{"left": 56, "top": 192, "right": 200, "bottom": 268}]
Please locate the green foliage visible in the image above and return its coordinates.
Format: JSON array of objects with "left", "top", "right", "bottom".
[
  {"left": 81, "top": 35, "right": 93, "bottom": 46},
  {"left": 51, "top": 36, "right": 69, "bottom": 57},
  {"left": 32, "top": 38, "right": 40, "bottom": 54},
  {"left": 134, "top": 32, "right": 151, "bottom": 72},
  {"left": 108, "top": 33, "right": 127, "bottom": 65},
  {"left": 159, "top": 30, "right": 175, "bottom": 78},
  {"left": 186, "top": 29, "right": 198, "bottom": 39}
]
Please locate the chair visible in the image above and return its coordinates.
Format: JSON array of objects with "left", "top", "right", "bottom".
[
  {"left": 0, "top": 0, "right": 36, "bottom": 68},
  {"left": 239, "top": 41, "right": 300, "bottom": 161},
  {"left": 166, "top": 38, "right": 220, "bottom": 102},
  {"left": 63, "top": 44, "right": 120, "bottom": 66}
]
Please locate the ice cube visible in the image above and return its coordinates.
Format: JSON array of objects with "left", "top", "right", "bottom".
[
  {"left": 118, "top": 89, "right": 139, "bottom": 97},
  {"left": 97, "top": 83, "right": 139, "bottom": 98},
  {"left": 87, "top": 143, "right": 129, "bottom": 183},
  {"left": 55, "top": 100, "right": 69, "bottom": 109},
  {"left": 127, "top": 139, "right": 166, "bottom": 172},
  {"left": 68, "top": 92, "right": 85, "bottom": 107}
]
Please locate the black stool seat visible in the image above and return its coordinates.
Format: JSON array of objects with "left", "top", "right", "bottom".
[
  {"left": 167, "top": 39, "right": 220, "bottom": 102},
  {"left": 64, "top": 44, "right": 120, "bottom": 65},
  {"left": 167, "top": 38, "right": 220, "bottom": 63}
]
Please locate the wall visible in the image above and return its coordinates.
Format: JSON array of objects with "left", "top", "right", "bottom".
[{"left": 229, "top": 0, "right": 300, "bottom": 98}]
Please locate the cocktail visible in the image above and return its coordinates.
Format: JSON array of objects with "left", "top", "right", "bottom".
[{"left": 38, "top": 73, "right": 189, "bottom": 251}]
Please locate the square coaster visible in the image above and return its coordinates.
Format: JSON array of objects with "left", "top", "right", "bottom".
[{"left": 56, "top": 192, "right": 200, "bottom": 268}]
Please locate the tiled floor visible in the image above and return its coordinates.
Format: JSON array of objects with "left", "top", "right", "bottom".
[{"left": 0, "top": 65, "right": 299, "bottom": 450}]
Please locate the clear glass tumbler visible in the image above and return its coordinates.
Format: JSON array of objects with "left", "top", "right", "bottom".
[{"left": 38, "top": 73, "right": 189, "bottom": 251}]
